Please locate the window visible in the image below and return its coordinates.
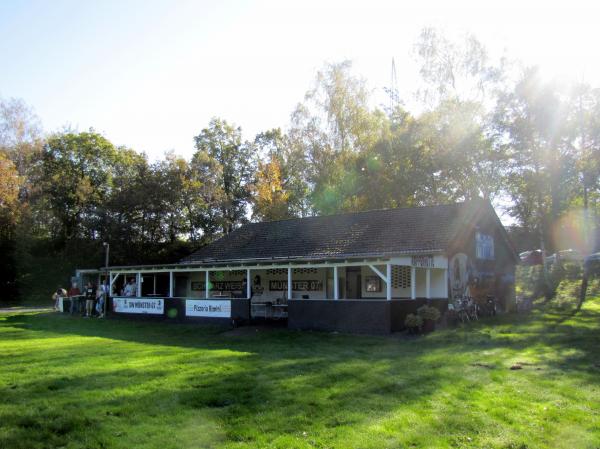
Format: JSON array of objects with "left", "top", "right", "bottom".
[
  {"left": 365, "top": 276, "right": 382, "bottom": 292},
  {"left": 476, "top": 232, "right": 495, "bottom": 260}
]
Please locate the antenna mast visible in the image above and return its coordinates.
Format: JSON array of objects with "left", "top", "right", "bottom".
[{"left": 389, "top": 58, "right": 399, "bottom": 112}]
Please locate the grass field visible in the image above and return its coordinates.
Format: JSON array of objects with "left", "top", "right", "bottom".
[{"left": 0, "top": 299, "right": 598, "bottom": 449}]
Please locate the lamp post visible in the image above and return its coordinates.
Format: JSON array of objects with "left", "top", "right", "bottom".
[
  {"left": 102, "top": 242, "right": 110, "bottom": 268},
  {"left": 102, "top": 242, "right": 110, "bottom": 318}
]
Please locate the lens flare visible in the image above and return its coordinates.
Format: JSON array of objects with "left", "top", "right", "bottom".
[{"left": 551, "top": 209, "right": 596, "bottom": 254}]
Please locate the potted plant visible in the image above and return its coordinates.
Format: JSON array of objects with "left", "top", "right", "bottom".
[
  {"left": 404, "top": 313, "right": 423, "bottom": 335},
  {"left": 417, "top": 305, "right": 441, "bottom": 333}
]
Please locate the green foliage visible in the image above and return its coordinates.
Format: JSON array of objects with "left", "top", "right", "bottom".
[
  {"left": 192, "top": 118, "right": 255, "bottom": 235},
  {"left": 417, "top": 304, "right": 442, "bottom": 321},
  {"left": 40, "top": 131, "right": 120, "bottom": 241},
  {"left": 404, "top": 313, "right": 423, "bottom": 328}
]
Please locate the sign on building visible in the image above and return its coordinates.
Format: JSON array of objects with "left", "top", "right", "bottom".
[
  {"left": 191, "top": 281, "right": 242, "bottom": 291},
  {"left": 269, "top": 280, "right": 323, "bottom": 291},
  {"left": 186, "top": 299, "right": 231, "bottom": 318},
  {"left": 411, "top": 255, "right": 435, "bottom": 268},
  {"left": 113, "top": 297, "right": 164, "bottom": 314}
]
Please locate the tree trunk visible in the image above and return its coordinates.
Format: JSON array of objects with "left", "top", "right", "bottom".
[{"left": 577, "top": 274, "right": 588, "bottom": 312}]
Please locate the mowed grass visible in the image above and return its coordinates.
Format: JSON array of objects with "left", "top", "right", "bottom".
[{"left": 0, "top": 300, "right": 599, "bottom": 449}]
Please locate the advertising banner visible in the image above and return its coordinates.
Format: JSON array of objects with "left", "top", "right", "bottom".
[
  {"left": 112, "top": 297, "right": 164, "bottom": 315},
  {"left": 186, "top": 299, "right": 231, "bottom": 318}
]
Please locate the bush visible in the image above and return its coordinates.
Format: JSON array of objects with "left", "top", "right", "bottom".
[
  {"left": 417, "top": 305, "right": 441, "bottom": 321},
  {"left": 404, "top": 313, "right": 423, "bottom": 328}
]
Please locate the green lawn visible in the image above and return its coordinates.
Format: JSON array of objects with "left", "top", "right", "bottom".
[{"left": 0, "top": 300, "right": 598, "bottom": 449}]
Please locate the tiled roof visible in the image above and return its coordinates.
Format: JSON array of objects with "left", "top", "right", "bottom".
[{"left": 181, "top": 201, "right": 487, "bottom": 264}]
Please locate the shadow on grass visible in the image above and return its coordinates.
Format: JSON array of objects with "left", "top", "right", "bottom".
[
  {"left": 1, "top": 301, "right": 599, "bottom": 448},
  {"left": 3, "top": 303, "right": 600, "bottom": 380},
  {"left": 0, "top": 336, "right": 453, "bottom": 448}
]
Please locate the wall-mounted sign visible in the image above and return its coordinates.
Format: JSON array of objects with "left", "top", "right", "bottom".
[
  {"left": 186, "top": 299, "right": 231, "bottom": 318},
  {"left": 412, "top": 255, "right": 435, "bottom": 268},
  {"left": 113, "top": 297, "right": 164, "bottom": 314},
  {"left": 190, "top": 281, "right": 243, "bottom": 292},
  {"left": 269, "top": 280, "right": 323, "bottom": 291}
]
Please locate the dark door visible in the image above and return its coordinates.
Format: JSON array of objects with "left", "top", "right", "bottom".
[
  {"left": 346, "top": 267, "right": 362, "bottom": 299},
  {"left": 175, "top": 276, "right": 188, "bottom": 298}
]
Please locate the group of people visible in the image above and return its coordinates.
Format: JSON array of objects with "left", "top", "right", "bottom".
[{"left": 53, "top": 280, "right": 109, "bottom": 318}]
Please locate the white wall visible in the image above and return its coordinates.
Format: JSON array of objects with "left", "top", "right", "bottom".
[
  {"left": 415, "top": 268, "right": 426, "bottom": 298},
  {"left": 430, "top": 268, "right": 447, "bottom": 298}
]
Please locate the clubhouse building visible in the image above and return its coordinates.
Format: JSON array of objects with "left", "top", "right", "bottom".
[{"left": 98, "top": 199, "right": 517, "bottom": 334}]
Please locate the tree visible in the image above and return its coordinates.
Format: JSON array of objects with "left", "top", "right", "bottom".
[
  {"left": 253, "top": 159, "right": 290, "bottom": 221},
  {"left": 40, "top": 131, "right": 120, "bottom": 242},
  {"left": 304, "top": 60, "right": 381, "bottom": 153},
  {"left": 414, "top": 99, "right": 504, "bottom": 202},
  {"left": 567, "top": 83, "right": 600, "bottom": 246},
  {"left": 252, "top": 129, "right": 308, "bottom": 220},
  {"left": 494, "top": 68, "right": 575, "bottom": 295},
  {"left": 192, "top": 118, "right": 255, "bottom": 236},
  {"left": 414, "top": 27, "right": 505, "bottom": 107},
  {"left": 159, "top": 152, "right": 207, "bottom": 242},
  {"left": 0, "top": 97, "right": 43, "bottom": 203},
  {"left": 290, "top": 61, "right": 387, "bottom": 214},
  {"left": 0, "top": 153, "right": 21, "bottom": 237}
]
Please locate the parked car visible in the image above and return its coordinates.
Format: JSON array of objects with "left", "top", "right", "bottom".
[
  {"left": 558, "top": 249, "right": 584, "bottom": 261},
  {"left": 519, "top": 250, "right": 543, "bottom": 266},
  {"left": 546, "top": 249, "right": 584, "bottom": 266},
  {"left": 584, "top": 252, "right": 600, "bottom": 275}
]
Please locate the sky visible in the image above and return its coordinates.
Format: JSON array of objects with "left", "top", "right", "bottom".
[{"left": 1, "top": 0, "right": 600, "bottom": 162}]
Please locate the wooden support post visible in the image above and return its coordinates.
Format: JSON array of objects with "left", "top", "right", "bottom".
[
  {"left": 386, "top": 263, "right": 392, "bottom": 300},
  {"left": 287, "top": 267, "right": 292, "bottom": 300},
  {"left": 205, "top": 271, "right": 210, "bottom": 299},
  {"left": 426, "top": 268, "right": 431, "bottom": 299},
  {"left": 443, "top": 268, "right": 449, "bottom": 298},
  {"left": 246, "top": 269, "right": 251, "bottom": 299},
  {"left": 333, "top": 266, "right": 339, "bottom": 300},
  {"left": 411, "top": 267, "right": 416, "bottom": 300},
  {"left": 109, "top": 273, "right": 118, "bottom": 291}
]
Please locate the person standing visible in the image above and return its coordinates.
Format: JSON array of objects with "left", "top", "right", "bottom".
[
  {"left": 84, "top": 282, "right": 96, "bottom": 318},
  {"left": 52, "top": 287, "right": 64, "bottom": 311},
  {"left": 123, "top": 278, "right": 137, "bottom": 297},
  {"left": 95, "top": 282, "right": 106, "bottom": 318},
  {"left": 68, "top": 282, "right": 81, "bottom": 315},
  {"left": 103, "top": 279, "right": 110, "bottom": 315}
]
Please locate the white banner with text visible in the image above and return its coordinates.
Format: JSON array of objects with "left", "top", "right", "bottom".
[
  {"left": 186, "top": 299, "right": 231, "bottom": 318},
  {"left": 112, "top": 297, "right": 164, "bottom": 314}
]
